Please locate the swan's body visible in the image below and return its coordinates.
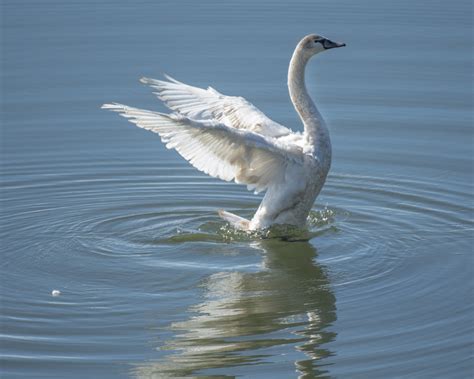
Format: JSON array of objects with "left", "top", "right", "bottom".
[{"left": 103, "top": 34, "right": 345, "bottom": 230}]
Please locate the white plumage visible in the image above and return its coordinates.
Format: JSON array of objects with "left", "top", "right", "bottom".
[{"left": 103, "top": 34, "right": 345, "bottom": 230}]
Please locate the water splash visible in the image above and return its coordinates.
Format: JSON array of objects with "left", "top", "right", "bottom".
[{"left": 163, "top": 207, "right": 338, "bottom": 244}]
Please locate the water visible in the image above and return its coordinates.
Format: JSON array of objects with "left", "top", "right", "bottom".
[{"left": 1, "top": 0, "right": 473, "bottom": 378}]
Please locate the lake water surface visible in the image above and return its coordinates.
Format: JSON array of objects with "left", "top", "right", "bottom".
[{"left": 1, "top": 0, "right": 473, "bottom": 378}]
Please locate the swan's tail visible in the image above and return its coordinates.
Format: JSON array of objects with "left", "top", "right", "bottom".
[{"left": 218, "top": 210, "right": 250, "bottom": 231}]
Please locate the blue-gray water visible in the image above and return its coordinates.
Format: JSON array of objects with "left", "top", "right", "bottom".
[{"left": 1, "top": 1, "right": 473, "bottom": 378}]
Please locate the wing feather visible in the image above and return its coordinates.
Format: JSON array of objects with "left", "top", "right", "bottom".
[
  {"left": 102, "top": 103, "right": 302, "bottom": 193},
  {"left": 140, "top": 76, "right": 292, "bottom": 138}
]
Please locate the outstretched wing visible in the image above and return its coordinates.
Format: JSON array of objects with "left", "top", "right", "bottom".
[
  {"left": 140, "top": 76, "right": 292, "bottom": 138},
  {"left": 102, "top": 103, "right": 302, "bottom": 193}
]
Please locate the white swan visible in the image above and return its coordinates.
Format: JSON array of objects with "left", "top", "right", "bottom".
[{"left": 102, "top": 34, "right": 345, "bottom": 230}]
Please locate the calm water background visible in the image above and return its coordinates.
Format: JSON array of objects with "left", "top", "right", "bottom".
[{"left": 1, "top": 0, "right": 473, "bottom": 378}]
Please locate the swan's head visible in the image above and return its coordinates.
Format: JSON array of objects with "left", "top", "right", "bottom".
[{"left": 300, "top": 34, "right": 345, "bottom": 56}]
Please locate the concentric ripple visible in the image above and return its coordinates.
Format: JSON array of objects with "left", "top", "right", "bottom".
[{"left": 1, "top": 158, "right": 473, "bottom": 378}]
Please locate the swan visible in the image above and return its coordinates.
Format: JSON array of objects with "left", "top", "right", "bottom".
[{"left": 102, "top": 34, "right": 345, "bottom": 230}]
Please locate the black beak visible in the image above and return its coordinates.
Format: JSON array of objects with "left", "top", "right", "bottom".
[{"left": 322, "top": 39, "right": 346, "bottom": 49}]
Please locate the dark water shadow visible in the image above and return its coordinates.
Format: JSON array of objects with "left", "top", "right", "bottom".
[{"left": 134, "top": 240, "right": 337, "bottom": 378}]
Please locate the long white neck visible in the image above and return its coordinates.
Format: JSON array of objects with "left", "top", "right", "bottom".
[{"left": 288, "top": 46, "right": 331, "bottom": 161}]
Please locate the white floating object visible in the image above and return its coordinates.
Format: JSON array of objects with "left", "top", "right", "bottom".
[{"left": 51, "top": 290, "right": 61, "bottom": 297}]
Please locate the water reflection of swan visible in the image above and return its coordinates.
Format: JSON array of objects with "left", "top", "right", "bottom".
[
  {"left": 135, "top": 241, "right": 336, "bottom": 378},
  {"left": 103, "top": 34, "right": 345, "bottom": 231}
]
